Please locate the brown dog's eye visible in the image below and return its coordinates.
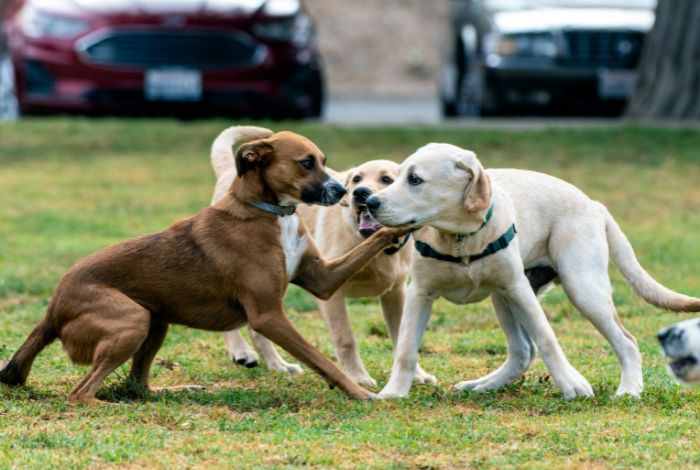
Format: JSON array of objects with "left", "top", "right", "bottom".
[
  {"left": 300, "top": 158, "right": 315, "bottom": 170},
  {"left": 381, "top": 176, "right": 394, "bottom": 185},
  {"left": 352, "top": 175, "right": 362, "bottom": 183}
]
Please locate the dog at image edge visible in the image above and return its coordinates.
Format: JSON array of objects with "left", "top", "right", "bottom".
[
  {"left": 658, "top": 319, "right": 700, "bottom": 384},
  {"left": 211, "top": 126, "right": 434, "bottom": 388},
  {"left": 0, "top": 128, "right": 410, "bottom": 402}
]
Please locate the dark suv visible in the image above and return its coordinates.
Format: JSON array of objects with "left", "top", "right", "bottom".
[
  {"left": 3, "top": 0, "right": 324, "bottom": 118},
  {"left": 441, "top": 0, "right": 656, "bottom": 116}
]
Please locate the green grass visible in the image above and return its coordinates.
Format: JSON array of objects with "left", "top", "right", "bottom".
[{"left": 1, "top": 118, "right": 700, "bottom": 468}]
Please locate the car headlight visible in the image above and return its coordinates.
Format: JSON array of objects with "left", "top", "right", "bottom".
[
  {"left": 254, "top": 12, "right": 313, "bottom": 46},
  {"left": 489, "top": 33, "right": 558, "bottom": 58},
  {"left": 19, "top": 5, "right": 90, "bottom": 38}
]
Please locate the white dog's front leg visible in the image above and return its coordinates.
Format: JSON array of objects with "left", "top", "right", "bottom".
[
  {"left": 507, "top": 282, "right": 593, "bottom": 399},
  {"left": 377, "top": 284, "right": 435, "bottom": 398}
]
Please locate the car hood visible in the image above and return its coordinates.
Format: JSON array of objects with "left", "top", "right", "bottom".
[
  {"left": 29, "top": 0, "right": 279, "bottom": 17},
  {"left": 493, "top": 8, "right": 655, "bottom": 34}
]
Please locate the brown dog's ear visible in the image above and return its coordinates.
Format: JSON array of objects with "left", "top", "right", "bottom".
[
  {"left": 235, "top": 140, "right": 273, "bottom": 175},
  {"left": 463, "top": 166, "right": 491, "bottom": 214}
]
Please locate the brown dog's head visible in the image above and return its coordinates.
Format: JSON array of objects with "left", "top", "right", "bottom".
[
  {"left": 341, "top": 160, "right": 400, "bottom": 237},
  {"left": 235, "top": 131, "right": 346, "bottom": 206}
]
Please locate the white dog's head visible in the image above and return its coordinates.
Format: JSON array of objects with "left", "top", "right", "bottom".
[
  {"left": 658, "top": 318, "right": 700, "bottom": 384},
  {"left": 340, "top": 159, "right": 400, "bottom": 237},
  {"left": 365, "top": 143, "right": 491, "bottom": 233}
]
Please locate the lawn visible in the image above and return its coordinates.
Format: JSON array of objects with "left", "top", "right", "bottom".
[{"left": 1, "top": 119, "right": 700, "bottom": 469}]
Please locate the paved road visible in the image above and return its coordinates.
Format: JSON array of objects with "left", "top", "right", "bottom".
[
  {"left": 324, "top": 96, "right": 441, "bottom": 124},
  {"left": 323, "top": 95, "right": 700, "bottom": 129}
]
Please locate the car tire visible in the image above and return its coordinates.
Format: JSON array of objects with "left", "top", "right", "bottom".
[
  {"left": 0, "top": 53, "right": 19, "bottom": 121},
  {"left": 277, "top": 65, "right": 324, "bottom": 120}
]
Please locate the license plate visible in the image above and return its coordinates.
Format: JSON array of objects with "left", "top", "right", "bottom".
[
  {"left": 144, "top": 69, "right": 202, "bottom": 102},
  {"left": 598, "top": 68, "right": 637, "bottom": 100}
]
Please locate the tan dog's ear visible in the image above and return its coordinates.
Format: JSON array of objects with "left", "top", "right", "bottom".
[
  {"left": 338, "top": 171, "right": 354, "bottom": 207},
  {"left": 235, "top": 140, "right": 273, "bottom": 175},
  {"left": 463, "top": 166, "right": 491, "bottom": 214}
]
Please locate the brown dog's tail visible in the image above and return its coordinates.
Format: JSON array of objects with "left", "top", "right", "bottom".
[
  {"left": 210, "top": 125, "right": 273, "bottom": 180},
  {"left": 602, "top": 204, "right": 700, "bottom": 312},
  {"left": 0, "top": 316, "right": 57, "bottom": 386}
]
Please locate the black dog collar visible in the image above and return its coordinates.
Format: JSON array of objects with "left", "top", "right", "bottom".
[
  {"left": 384, "top": 235, "right": 411, "bottom": 255},
  {"left": 247, "top": 200, "right": 297, "bottom": 217},
  {"left": 415, "top": 224, "right": 517, "bottom": 265}
]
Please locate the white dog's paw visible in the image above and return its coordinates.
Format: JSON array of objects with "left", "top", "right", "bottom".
[
  {"left": 453, "top": 378, "right": 499, "bottom": 393},
  {"left": 555, "top": 368, "right": 594, "bottom": 399},
  {"left": 614, "top": 380, "right": 643, "bottom": 398},
  {"left": 453, "top": 370, "right": 522, "bottom": 393},
  {"left": 376, "top": 389, "right": 409, "bottom": 399},
  {"left": 267, "top": 359, "right": 304, "bottom": 376},
  {"left": 413, "top": 366, "right": 437, "bottom": 385},
  {"left": 230, "top": 350, "right": 260, "bottom": 369}
]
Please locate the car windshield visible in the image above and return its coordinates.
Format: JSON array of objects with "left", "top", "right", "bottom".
[{"left": 483, "top": 0, "right": 656, "bottom": 10}]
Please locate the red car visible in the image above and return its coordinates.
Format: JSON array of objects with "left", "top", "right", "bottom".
[{"left": 3, "top": 0, "right": 324, "bottom": 118}]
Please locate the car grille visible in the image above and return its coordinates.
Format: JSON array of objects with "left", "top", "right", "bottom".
[
  {"left": 79, "top": 31, "right": 265, "bottom": 69},
  {"left": 561, "top": 30, "right": 645, "bottom": 68}
]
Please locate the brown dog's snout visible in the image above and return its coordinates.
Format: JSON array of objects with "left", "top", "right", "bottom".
[{"left": 301, "top": 174, "right": 346, "bottom": 206}]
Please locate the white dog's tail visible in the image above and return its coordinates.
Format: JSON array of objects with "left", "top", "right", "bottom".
[
  {"left": 603, "top": 205, "right": 700, "bottom": 312},
  {"left": 210, "top": 125, "right": 273, "bottom": 179}
]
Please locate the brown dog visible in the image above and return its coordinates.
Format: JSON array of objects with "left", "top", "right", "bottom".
[{"left": 0, "top": 128, "right": 409, "bottom": 403}]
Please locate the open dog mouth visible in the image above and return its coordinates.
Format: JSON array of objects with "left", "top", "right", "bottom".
[{"left": 356, "top": 206, "right": 383, "bottom": 237}]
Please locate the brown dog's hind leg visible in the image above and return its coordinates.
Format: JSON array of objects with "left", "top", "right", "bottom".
[
  {"left": 128, "top": 322, "right": 205, "bottom": 395},
  {"left": 128, "top": 321, "right": 168, "bottom": 393},
  {"left": 66, "top": 305, "right": 151, "bottom": 403}
]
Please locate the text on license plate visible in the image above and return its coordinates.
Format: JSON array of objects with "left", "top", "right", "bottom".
[
  {"left": 598, "top": 69, "right": 637, "bottom": 100},
  {"left": 144, "top": 69, "right": 202, "bottom": 102}
]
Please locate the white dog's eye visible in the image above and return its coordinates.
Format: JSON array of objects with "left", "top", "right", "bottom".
[{"left": 407, "top": 173, "right": 424, "bottom": 186}]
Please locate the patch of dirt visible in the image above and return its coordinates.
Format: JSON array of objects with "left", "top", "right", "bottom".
[{"left": 305, "top": 0, "right": 449, "bottom": 97}]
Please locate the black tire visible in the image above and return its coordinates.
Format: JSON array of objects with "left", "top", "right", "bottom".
[{"left": 277, "top": 64, "right": 324, "bottom": 120}]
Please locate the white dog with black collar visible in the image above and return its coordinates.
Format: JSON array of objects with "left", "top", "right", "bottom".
[{"left": 366, "top": 143, "right": 700, "bottom": 399}]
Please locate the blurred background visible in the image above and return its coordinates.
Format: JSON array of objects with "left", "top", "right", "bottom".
[{"left": 0, "top": 0, "right": 697, "bottom": 124}]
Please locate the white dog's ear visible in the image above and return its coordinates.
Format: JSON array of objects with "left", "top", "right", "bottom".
[{"left": 463, "top": 166, "right": 491, "bottom": 214}]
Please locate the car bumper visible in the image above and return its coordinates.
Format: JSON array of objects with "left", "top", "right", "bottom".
[
  {"left": 483, "top": 59, "right": 635, "bottom": 115},
  {"left": 10, "top": 30, "right": 320, "bottom": 117}
]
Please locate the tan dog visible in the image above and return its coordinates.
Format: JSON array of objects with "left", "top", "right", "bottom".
[
  {"left": 211, "top": 132, "right": 434, "bottom": 387},
  {"left": 0, "top": 128, "right": 409, "bottom": 402}
]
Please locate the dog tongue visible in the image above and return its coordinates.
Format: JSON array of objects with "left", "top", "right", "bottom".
[{"left": 359, "top": 211, "right": 382, "bottom": 232}]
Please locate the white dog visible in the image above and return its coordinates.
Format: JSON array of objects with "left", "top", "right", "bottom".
[
  {"left": 365, "top": 143, "right": 700, "bottom": 399},
  {"left": 658, "top": 319, "right": 700, "bottom": 384}
]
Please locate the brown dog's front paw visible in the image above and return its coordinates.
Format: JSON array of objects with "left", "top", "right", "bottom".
[
  {"left": 376, "top": 227, "right": 415, "bottom": 244},
  {"left": 341, "top": 383, "right": 375, "bottom": 400}
]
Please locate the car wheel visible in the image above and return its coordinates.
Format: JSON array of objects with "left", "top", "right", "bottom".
[
  {"left": 275, "top": 65, "right": 324, "bottom": 120},
  {"left": 454, "top": 65, "right": 483, "bottom": 117},
  {"left": 0, "top": 54, "right": 19, "bottom": 121}
]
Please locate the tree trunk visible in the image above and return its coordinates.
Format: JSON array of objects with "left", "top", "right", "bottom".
[{"left": 626, "top": 0, "right": 700, "bottom": 120}]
